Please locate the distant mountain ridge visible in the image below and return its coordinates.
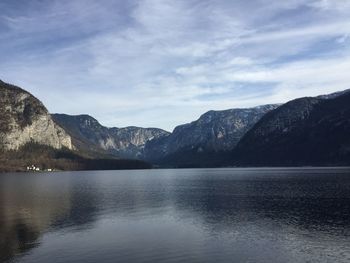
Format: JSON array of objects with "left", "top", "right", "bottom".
[
  {"left": 144, "top": 104, "right": 279, "bottom": 164},
  {"left": 52, "top": 114, "right": 170, "bottom": 159}
]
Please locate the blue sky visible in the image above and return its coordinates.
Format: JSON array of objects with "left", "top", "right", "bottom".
[{"left": 0, "top": 0, "right": 350, "bottom": 131}]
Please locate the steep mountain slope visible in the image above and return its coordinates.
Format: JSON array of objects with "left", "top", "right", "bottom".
[
  {"left": 51, "top": 114, "right": 111, "bottom": 156},
  {"left": 52, "top": 114, "right": 170, "bottom": 159},
  {"left": 0, "top": 80, "right": 72, "bottom": 151},
  {"left": 232, "top": 91, "right": 350, "bottom": 166},
  {"left": 144, "top": 104, "right": 279, "bottom": 164}
]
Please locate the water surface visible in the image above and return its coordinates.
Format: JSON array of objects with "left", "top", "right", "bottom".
[{"left": 1, "top": 168, "right": 350, "bottom": 262}]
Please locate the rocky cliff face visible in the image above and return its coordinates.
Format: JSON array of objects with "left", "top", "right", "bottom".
[
  {"left": 0, "top": 80, "right": 72, "bottom": 151},
  {"left": 144, "top": 104, "right": 279, "bottom": 162},
  {"left": 109, "top": 126, "right": 171, "bottom": 158},
  {"left": 51, "top": 114, "right": 170, "bottom": 158}
]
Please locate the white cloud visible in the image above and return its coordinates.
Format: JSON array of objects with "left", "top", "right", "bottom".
[{"left": 309, "top": 0, "right": 350, "bottom": 11}]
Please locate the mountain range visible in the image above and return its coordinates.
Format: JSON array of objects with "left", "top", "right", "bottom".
[
  {"left": 0, "top": 79, "right": 349, "bottom": 170},
  {"left": 52, "top": 114, "right": 169, "bottom": 159}
]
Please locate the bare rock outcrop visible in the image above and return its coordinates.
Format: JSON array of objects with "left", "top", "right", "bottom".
[{"left": 0, "top": 80, "right": 72, "bottom": 151}]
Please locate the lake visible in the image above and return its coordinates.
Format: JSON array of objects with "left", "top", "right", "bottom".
[{"left": 1, "top": 168, "right": 350, "bottom": 263}]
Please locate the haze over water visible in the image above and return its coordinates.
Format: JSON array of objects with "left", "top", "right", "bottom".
[{"left": 1, "top": 168, "right": 350, "bottom": 263}]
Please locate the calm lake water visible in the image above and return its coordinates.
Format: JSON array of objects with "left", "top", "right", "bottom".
[{"left": 1, "top": 168, "right": 350, "bottom": 263}]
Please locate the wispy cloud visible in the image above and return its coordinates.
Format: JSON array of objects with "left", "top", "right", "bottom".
[{"left": 0, "top": 0, "right": 349, "bottom": 130}]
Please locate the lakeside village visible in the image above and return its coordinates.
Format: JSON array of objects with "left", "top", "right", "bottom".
[{"left": 26, "top": 164, "right": 55, "bottom": 172}]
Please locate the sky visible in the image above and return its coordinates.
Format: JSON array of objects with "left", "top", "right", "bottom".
[{"left": 0, "top": 0, "right": 350, "bottom": 131}]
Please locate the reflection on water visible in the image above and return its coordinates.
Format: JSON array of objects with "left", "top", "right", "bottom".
[
  {"left": 1, "top": 168, "right": 350, "bottom": 263},
  {"left": 0, "top": 175, "right": 72, "bottom": 261}
]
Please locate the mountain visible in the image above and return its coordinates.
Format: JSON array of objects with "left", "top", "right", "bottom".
[
  {"left": 52, "top": 114, "right": 170, "bottom": 159},
  {"left": 0, "top": 80, "right": 72, "bottom": 151},
  {"left": 232, "top": 91, "right": 350, "bottom": 166},
  {"left": 108, "top": 126, "right": 170, "bottom": 158},
  {"left": 144, "top": 104, "right": 279, "bottom": 165}
]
